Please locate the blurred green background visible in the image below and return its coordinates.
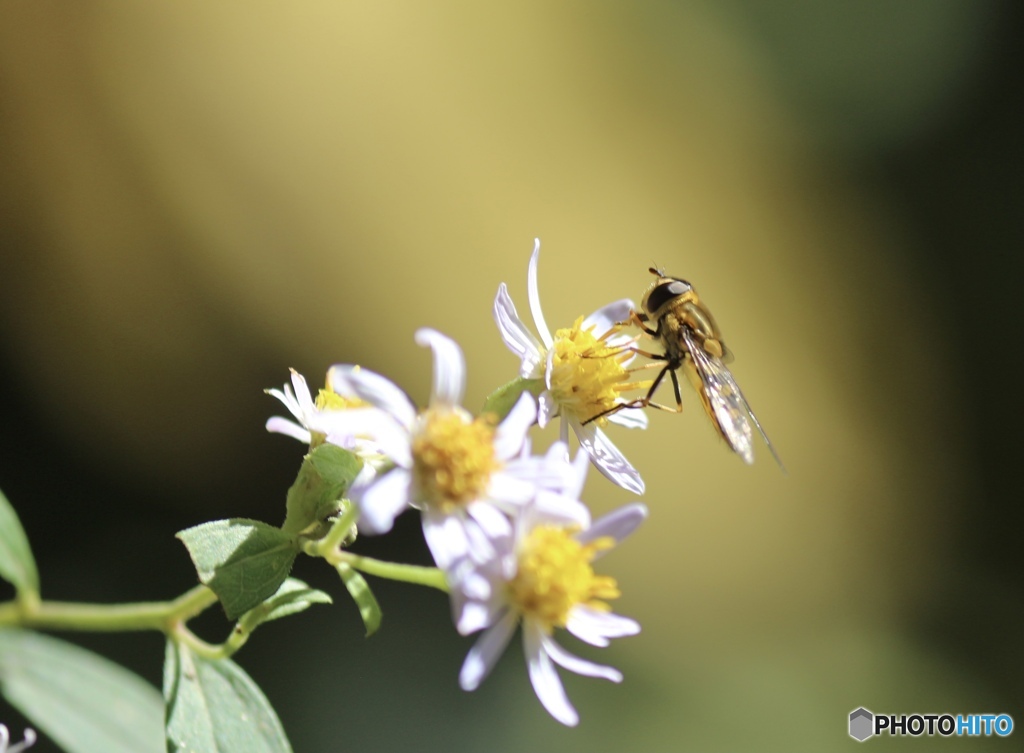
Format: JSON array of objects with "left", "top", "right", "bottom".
[{"left": 1, "top": 1, "right": 1021, "bottom": 751}]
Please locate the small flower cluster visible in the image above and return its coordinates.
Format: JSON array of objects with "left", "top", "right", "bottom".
[{"left": 267, "top": 240, "right": 648, "bottom": 726}]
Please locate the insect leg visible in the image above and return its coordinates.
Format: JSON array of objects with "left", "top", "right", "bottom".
[
  {"left": 582, "top": 362, "right": 672, "bottom": 425},
  {"left": 628, "top": 347, "right": 669, "bottom": 361},
  {"left": 642, "top": 365, "right": 685, "bottom": 414},
  {"left": 626, "top": 309, "right": 659, "bottom": 338},
  {"left": 612, "top": 309, "right": 658, "bottom": 338}
]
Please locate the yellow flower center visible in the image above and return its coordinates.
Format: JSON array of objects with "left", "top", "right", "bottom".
[
  {"left": 508, "top": 525, "right": 620, "bottom": 632},
  {"left": 412, "top": 410, "right": 499, "bottom": 512},
  {"left": 306, "top": 385, "right": 369, "bottom": 449},
  {"left": 548, "top": 317, "right": 646, "bottom": 426},
  {"left": 315, "top": 388, "right": 367, "bottom": 412}
]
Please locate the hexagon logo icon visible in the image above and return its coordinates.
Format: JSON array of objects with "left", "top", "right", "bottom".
[{"left": 849, "top": 707, "right": 874, "bottom": 742}]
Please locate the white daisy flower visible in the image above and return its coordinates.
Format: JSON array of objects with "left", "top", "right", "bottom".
[
  {"left": 326, "top": 328, "right": 590, "bottom": 583},
  {"left": 493, "top": 239, "right": 648, "bottom": 495},
  {"left": 456, "top": 499, "right": 647, "bottom": 727},
  {"left": 265, "top": 368, "right": 386, "bottom": 462},
  {"left": 266, "top": 368, "right": 324, "bottom": 444}
]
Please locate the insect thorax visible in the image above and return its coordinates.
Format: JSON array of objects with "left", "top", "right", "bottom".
[{"left": 658, "top": 311, "right": 689, "bottom": 366}]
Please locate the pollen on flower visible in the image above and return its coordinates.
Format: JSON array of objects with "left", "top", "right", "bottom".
[
  {"left": 508, "top": 525, "right": 620, "bottom": 632},
  {"left": 302, "top": 384, "right": 370, "bottom": 448},
  {"left": 315, "top": 387, "right": 368, "bottom": 412},
  {"left": 547, "top": 317, "right": 650, "bottom": 426},
  {"left": 412, "top": 410, "right": 499, "bottom": 511}
]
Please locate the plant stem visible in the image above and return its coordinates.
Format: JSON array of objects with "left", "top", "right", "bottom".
[
  {"left": 303, "top": 540, "right": 448, "bottom": 594},
  {"left": 304, "top": 516, "right": 448, "bottom": 592},
  {"left": 340, "top": 553, "right": 448, "bottom": 591},
  {"left": 317, "top": 501, "right": 360, "bottom": 554},
  {"left": 171, "top": 622, "right": 235, "bottom": 660},
  {"left": 0, "top": 584, "right": 219, "bottom": 633}
]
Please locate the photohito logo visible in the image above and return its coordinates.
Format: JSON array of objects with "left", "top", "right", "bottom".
[{"left": 848, "top": 708, "right": 1014, "bottom": 742}]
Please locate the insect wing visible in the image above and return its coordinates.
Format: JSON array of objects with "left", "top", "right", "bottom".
[
  {"left": 682, "top": 328, "right": 755, "bottom": 463},
  {"left": 682, "top": 328, "right": 785, "bottom": 469}
]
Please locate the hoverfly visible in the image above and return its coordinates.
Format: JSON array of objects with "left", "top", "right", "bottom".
[{"left": 586, "top": 268, "right": 784, "bottom": 469}]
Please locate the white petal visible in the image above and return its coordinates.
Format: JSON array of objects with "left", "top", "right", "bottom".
[
  {"left": 566, "top": 605, "right": 640, "bottom": 646},
  {"left": 266, "top": 384, "right": 302, "bottom": 422},
  {"left": 497, "top": 444, "right": 573, "bottom": 497},
  {"left": 581, "top": 299, "right": 635, "bottom": 335},
  {"left": 607, "top": 407, "right": 649, "bottom": 430},
  {"left": 578, "top": 503, "right": 648, "bottom": 549},
  {"left": 527, "top": 239, "right": 555, "bottom": 349},
  {"left": 422, "top": 510, "right": 471, "bottom": 571},
  {"left": 355, "top": 468, "right": 412, "bottom": 534},
  {"left": 541, "top": 633, "right": 623, "bottom": 682},
  {"left": 466, "top": 501, "right": 513, "bottom": 542},
  {"left": 456, "top": 599, "right": 498, "bottom": 635},
  {"left": 324, "top": 433, "right": 381, "bottom": 458},
  {"left": 546, "top": 440, "right": 570, "bottom": 464},
  {"left": 460, "top": 609, "right": 518, "bottom": 690},
  {"left": 329, "top": 365, "right": 417, "bottom": 429},
  {"left": 415, "top": 328, "right": 466, "bottom": 409},
  {"left": 524, "top": 621, "right": 579, "bottom": 726},
  {"left": 318, "top": 409, "right": 413, "bottom": 468},
  {"left": 572, "top": 422, "right": 645, "bottom": 495},
  {"left": 564, "top": 614, "right": 609, "bottom": 647},
  {"left": 265, "top": 417, "right": 312, "bottom": 444},
  {"left": 493, "top": 392, "right": 536, "bottom": 460},
  {"left": 464, "top": 515, "right": 500, "bottom": 565},
  {"left": 513, "top": 501, "right": 546, "bottom": 540},
  {"left": 486, "top": 470, "right": 537, "bottom": 509},
  {"left": 455, "top": 568, "right": 494, "bottom": 602},
  {"left": 537, "top": 391, "right": 556, "bottom": 428},
  {"left": 560, "top": 444, "right": 591, "bottom": 500},
  {"left": 349, "top": 462, "right": 378, "bottom": 492},
  {"left": 451, "top": 552, "right": 510, "bottom": 633},
  {"left": 583, "top": 608, "right": 640, "bottom": 639},
  {"left": 532, "top": 491, "right": 591, "bottom": 528},
  {"left": 508, "top": 441, "right": 577, "bottom": 495},
  {"left": 512, "top": 489, "right": 593, "bottom": 540},
  {"left": 289, "top": 369, "right": 316, "bottom": 417},
  {"left": 493, "top": 283, "right": 545, "bottom": 377}
]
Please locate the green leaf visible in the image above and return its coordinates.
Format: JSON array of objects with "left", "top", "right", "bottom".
[
  {"left": 282, "top": 444, "right": 363, "bottom": 537},
  {"left": 336, "top": 563, "right": 382, "bottom": 637},
  {"left": 0, "top": 628, "right": 162, "bottom": 753},
  {"left": 239, "top": 577, "right": 332, "bottom": 630},
  {"left": 177, "top": 519, "right": 298, "bottom": 620},
  {"left": 481, "top": 377, "right": 545, "bottom": 421},
  {"left": 164, "top": 639, "right": 292, "bottom": 753},
  {"left": 0, "top": 489, "right": 39, "bottom": 595}
]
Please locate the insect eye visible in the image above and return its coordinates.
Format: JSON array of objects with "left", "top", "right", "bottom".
[{"left": 644, "top": 280, "right": 690, "bottom": 314}]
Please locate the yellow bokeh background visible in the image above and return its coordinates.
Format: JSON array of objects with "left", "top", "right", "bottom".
[{"left": 0, "top": 3, "right": 1016, "bottom": 751}]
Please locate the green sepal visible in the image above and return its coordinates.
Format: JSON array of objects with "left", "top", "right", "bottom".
[
  {"left": 176, "top": 519, "right": 298, "bottom": 620},
  {"left": 164, "top": 638, "right": 292, "bottom": 753},
  {"left": 0, "top": 628, "right": 163, "bottom": 753},
  {"left": 482, "top": 377, "right": 545, "bottom": 421},
  {"left": 282, "top": 443, "right": 364, "bottom": 537},
  {"left": 238, "top": 577, "right": 332, "bottom": 632},
  {"left": 336, "top": 563, "right": 382, "bottom": 637},
  {"left": 0, "top": 488, "right": 39, "bottom": 596}
]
